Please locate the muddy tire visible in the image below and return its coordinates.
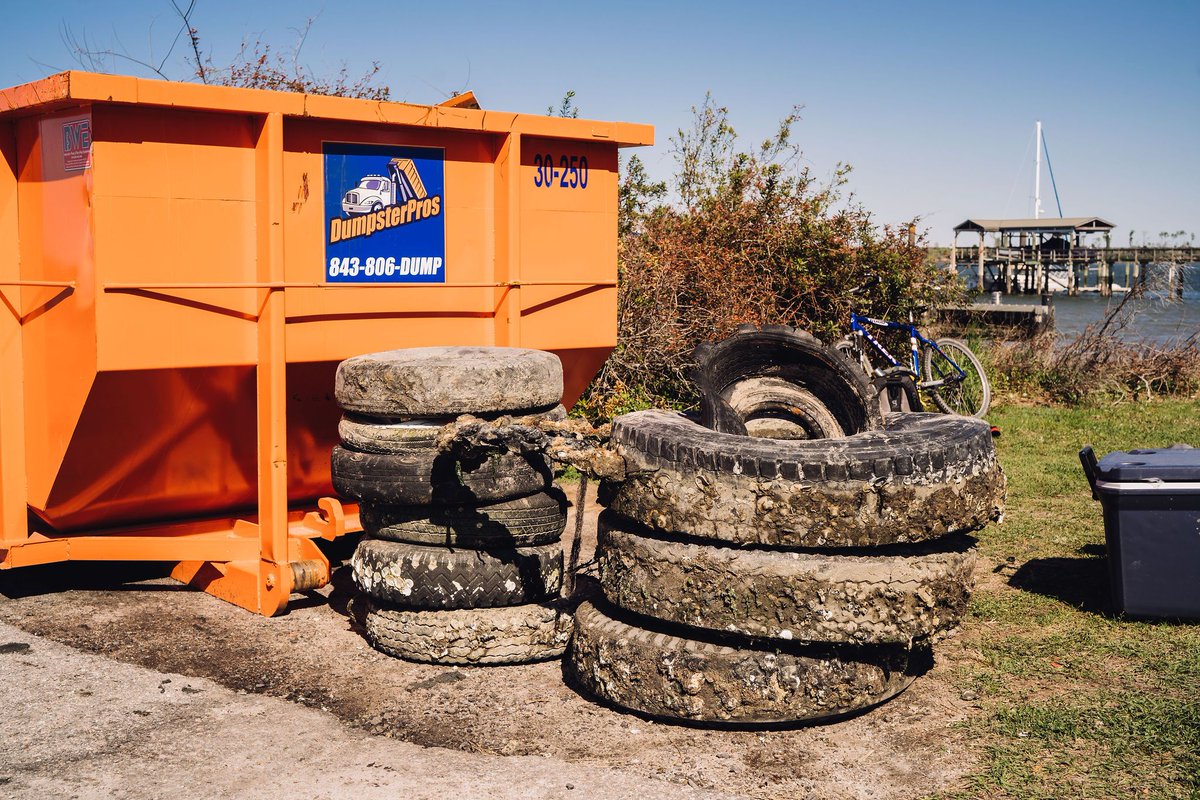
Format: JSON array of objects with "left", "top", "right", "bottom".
[
  {"left": 692, "top": 325, "right": 882, "bottom": 438},
  {"left": 724, "top": 377, "right": 845, "bottom": 440},
  {"left": 361, "top": 489, "right": 568, "bottom": 548},
  {"left": 601, "top": 410, "right": 1004, "bottom": 548},
  {"left": 596, "top": 512, "right": 976, "bottom": 644},
  {"left": 566, "top": 602, "right": 920, "bottom": 725},
  {"left": 338, "top": 416, "right": 443, "bottom": 453},
  {"left": 335, "top": 347, "right": 563, "bottom": 417},
  {"left": 351, "top": 538, "right": 562, "bottom": 609},
  {"left": 331, "top": 444, "right": 550, "bottom": 505},
  {"left": 338, "top": 405, "right": 566, "bottom": 455},
  {"left": 362, "top": 597, "right": 573, "bottom": 665}
]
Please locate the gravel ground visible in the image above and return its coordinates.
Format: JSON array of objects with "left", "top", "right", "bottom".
[{"left": 0, "top": 485, "right": 976, "bottom": 799}]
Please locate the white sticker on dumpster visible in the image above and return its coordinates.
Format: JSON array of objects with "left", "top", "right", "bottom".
[
  {"left": 61, "top": 117, "right": 92, "bottom": 172},
  {"left": 323, "top": 143, "right": 446, "bottom": 283}
]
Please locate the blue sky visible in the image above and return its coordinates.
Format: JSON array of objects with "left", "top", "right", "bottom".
[{"left": 2, "top": 0, "right": 1196, "bottom": 245}]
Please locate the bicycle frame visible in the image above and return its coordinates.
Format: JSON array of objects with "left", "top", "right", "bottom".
[{"left": 848, "top": 312, "right": 967, "bottom": 389}]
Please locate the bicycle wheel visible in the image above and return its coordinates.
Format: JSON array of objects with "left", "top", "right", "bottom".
[{"left": 923, "top": 338, "right": 990, "bottom": 418}]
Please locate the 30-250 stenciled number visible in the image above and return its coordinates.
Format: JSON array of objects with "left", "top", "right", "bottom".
[{"left": 533, "top": 153, "right": 589, "bottom": 188}]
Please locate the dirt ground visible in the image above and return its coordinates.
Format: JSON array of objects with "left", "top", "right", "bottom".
[{"left": 0, "top": 485, "right": 978, "bottom": 799}]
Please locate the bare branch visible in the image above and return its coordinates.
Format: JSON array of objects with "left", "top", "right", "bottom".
[
  {"left": 59, "top": 0, "right": 197, "bottom": 82},
  {"left": 171, "top": 0, "right": 206, "bottom": 83}
]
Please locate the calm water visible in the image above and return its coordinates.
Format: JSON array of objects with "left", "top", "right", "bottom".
[{"left": 961, "top": 262, "right": 1198, "bottom": 344}]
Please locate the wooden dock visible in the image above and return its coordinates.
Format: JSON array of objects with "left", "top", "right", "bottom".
[
  {"left": 933, "top": 303, "right": 1053, "bottom": 337},
  {"left": 949, "top": 217, "right": 1196, "bottom": 298},
  {"left": 952, "top": 245, "right": 1197, "bottom": 297}
]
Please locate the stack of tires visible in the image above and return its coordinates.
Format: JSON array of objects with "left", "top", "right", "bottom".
[
  {"left": 567, "top": 327, "right": 1005, "bottom": 725},
  {"left": 332, "top": 347, "right": 573, "bottom": 666}
]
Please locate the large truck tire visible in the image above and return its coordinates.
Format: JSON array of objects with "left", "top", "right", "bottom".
[
  {"left": 361, "top": 489, "right": 568, "bottom": 548},
  {"left": 566, "top": 602, "right": 919, "bottom": 726},
  {"left": 596, "top": 512, "right": 976, "bottom": 644},
  {"left": 351, "top": 539, "right": 562, "bottom": 609},
  {"left": 331, "top": 445, "right": 551, "bottom": 506},
  {"left": 338, "top": 405, "right": 566, "bottom": 455},
  {"left": 691, "top": 325, "right": 882, "bottom": 438},
  {"left": 600, "top": 410, "right": 1004, "bottom": 549},
  {"left": 361, "top": 598, "right": 573, "bottom": 665},
  {"left": 336, "top": 347, "right": 563, "bottom": 417}
]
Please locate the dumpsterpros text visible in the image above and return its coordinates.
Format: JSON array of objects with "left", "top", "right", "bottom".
[{"left": 329, "top": 196, "right": 442, "bottom": 243}]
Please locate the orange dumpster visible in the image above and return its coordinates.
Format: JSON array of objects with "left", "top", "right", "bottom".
[{"left": 0, "top": 72, "right": 652, "bottom": 615}]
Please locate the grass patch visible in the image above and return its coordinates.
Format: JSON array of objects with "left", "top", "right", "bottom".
[
  {"left": 971, "top": 692, "right": 1200, "bottom": 799},
  {"left": 556, "top": 464, "right": 583, "bottom": 484},
  {"left": 933, "top": 399, "right": 1200, "bottom": 800}
]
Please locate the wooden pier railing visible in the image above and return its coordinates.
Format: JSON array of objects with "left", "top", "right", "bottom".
[{"left": 948, "top": 245, "right": 1197, "bottom": 297}]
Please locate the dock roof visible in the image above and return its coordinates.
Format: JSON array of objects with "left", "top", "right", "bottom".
[{"left": 953, "top": 217, "right": 1115, "bottom": 234}]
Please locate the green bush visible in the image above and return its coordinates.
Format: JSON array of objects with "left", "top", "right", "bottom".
[{"left": 577, "top": 96, "right": 962, "bottom": 420}]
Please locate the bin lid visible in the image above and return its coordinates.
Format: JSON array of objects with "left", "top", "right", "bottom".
[{"left": 1096, "top": 446, "right": 1200, "bottom": 482}]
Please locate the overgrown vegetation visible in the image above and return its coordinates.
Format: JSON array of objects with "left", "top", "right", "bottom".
[
  {"left": 983, "top": 288, "right": 1200, "bottom": 404},
  {"left": 931, "top": 401, "right": 1200, "bottom": 800},
  {"left": 200, "top": 34, "right": 390, "bottom": 99},
  {"left": 576, "top": 97, "right": 961, "bottom": 419}
]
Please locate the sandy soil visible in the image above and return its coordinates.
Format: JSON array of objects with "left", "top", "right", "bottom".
[{"left": 0, "top": 485, "right": 978, "bottom": 799}]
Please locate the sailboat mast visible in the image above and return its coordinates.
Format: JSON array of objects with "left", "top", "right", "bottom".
[{"left": 1034, "top": 120, "right": 1043, "bottom": 219}]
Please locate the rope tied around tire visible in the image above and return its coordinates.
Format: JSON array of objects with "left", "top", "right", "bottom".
[
  {"left": 429, "top": 412, "right": 620, "bottom": 600},
  {"left": 433, "top": 412, "right": 626, "bottom": 482}
]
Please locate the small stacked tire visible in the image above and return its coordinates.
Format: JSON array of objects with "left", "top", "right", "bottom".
[
  {"left": 333, "top": 347, "right": 573, "bottom": 666},
  {"left": 568, "top": 404, "right": 1004, "bottom": 725}
]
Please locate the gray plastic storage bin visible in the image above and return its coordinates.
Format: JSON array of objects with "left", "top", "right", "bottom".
[{"left": 1080, "top": 445, "right": 1200, "bottom": 619}]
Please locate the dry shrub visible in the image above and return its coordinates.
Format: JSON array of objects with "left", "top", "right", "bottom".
[
  {"left": 987, "top": 289, "right": 1200, "bottom": 404},
  {"left": 576, "top": 98, "right": 960, "bottom": 419},
  {"left": 203, "top": 33, "right": 390, "bottom": 99}
]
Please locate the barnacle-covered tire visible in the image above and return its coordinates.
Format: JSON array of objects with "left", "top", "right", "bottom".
[
  {"left": 335, "top": 347, "right": 563, "bottom": 417},
  {"left": 338, "top": 405, "right": 566, "bottom": 455},
  {"left": 351, "top": 539, "right": 562, "bottom": 609},
  {"left": 362, "top": 598, "right": 573, "bottom": 665},
  {"left": 331, "top": 445, "right": 551, "bottom": 505},
  {"left": 566, "top": 602, "right": 919, "bottom": 725},
  {"left": 361, "top": 489, "right": 568, "bottom": 548},
  {"left": 596, "top": 511, "right": 976, "bottom": 644},
  {"left": 600, "top": 410, "right": 1004, "bottom": 548},
  {"left": 691, "top": 325, "right": 882, "bottom": 437}
]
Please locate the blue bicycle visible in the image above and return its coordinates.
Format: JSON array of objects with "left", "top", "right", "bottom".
[{"left": 835, "top": 312, "right": 991, "bottom": 418}]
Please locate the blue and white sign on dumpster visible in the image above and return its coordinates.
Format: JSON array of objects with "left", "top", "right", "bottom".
[{"left": 323, "top": 143, "right": 446, "bottom": 283}]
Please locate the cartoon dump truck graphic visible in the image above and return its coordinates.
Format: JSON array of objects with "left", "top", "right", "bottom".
[{"left": 341, "top": 157, "right": 429, "bottom": 215}]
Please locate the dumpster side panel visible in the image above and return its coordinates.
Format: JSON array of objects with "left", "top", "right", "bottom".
[
  {"left": 517, "top": 138, "right": 619, "bottom": 405},
  {"left": 551, "top": 346, "right": 615, "bottom": 408},
  {"left": 0, "top": 120, "right": 28, "bottom": 543},
  {"left": 18, "top": 111, "right": 99, "bottom": 509},
  {"left": 42, "top": 366, "right": 257, "bottom": 530},
  {"left": 517, "top": 137, "right": 618, "bottom": 352},
  {"left": 42, "top": 361, "right": 343, "bottom": 532},
  {"left": 92, "top": 105, "right": 258, "bottom": 370}
]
